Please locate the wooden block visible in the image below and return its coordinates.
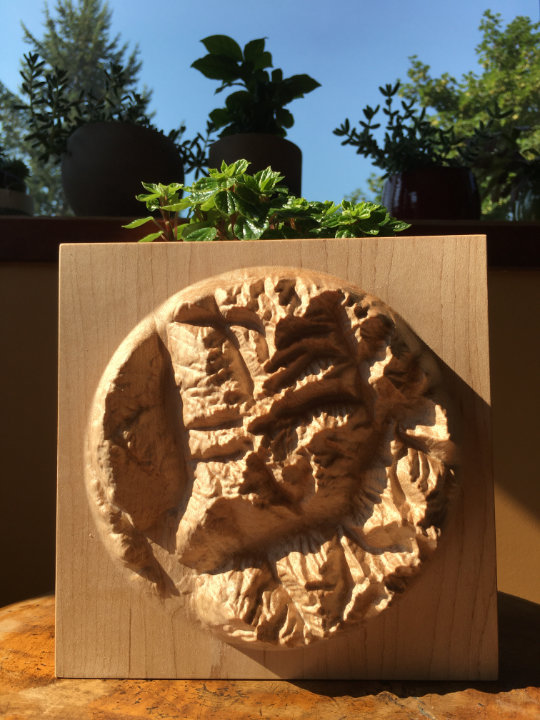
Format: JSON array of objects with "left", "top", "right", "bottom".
[{"left": 56, "top": 236, "right": 497, "bottom": 679}]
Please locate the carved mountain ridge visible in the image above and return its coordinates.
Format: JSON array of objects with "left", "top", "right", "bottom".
[{"left": 86, "top": 267, "right": 456, "bottom": 647}]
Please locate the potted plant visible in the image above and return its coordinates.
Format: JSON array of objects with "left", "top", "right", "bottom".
[
  {"left": 0, "top": 146, "right": 32, "bottom": 215},
  {"left": 124, "top": 158, "right": 409, "bottom": 243},
  {"left": 512, "top": 157, "right": 540, "bottom": 221},
  {"left": 459, "top": 108, "right": 540, "bottom": 220},
  {"left": 18, "top": 53, "right": 209, "bottom": 217},
  {"left": 191, "top": 35, "right": 320, "bottom": 196},
  {"left": 334, "top": 81, "right": 481, "bottom": 220}
]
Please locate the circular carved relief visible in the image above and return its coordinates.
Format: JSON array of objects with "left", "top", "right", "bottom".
[{"left": 86, "top": 267, "right": 456, "bottom": 648}]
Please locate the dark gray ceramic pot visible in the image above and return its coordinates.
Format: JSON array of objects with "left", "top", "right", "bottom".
[
  {"left": 209, "top": 133, "right": 302, "bottom": 196},
  {"left": 61, "top": 122, "right": 184, "bottom": 217}
]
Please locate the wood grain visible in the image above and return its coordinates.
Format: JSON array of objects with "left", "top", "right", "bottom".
[{"left": 56, "top": 236, "right": 497, "bottom": 679}]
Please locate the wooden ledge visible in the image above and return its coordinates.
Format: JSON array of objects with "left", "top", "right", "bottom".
[
  {"left": 0, "top": 216, "right": 539, "bottom": 267},
  {"left": 404, "top": 220, "right": 540, "bottom": 269}
]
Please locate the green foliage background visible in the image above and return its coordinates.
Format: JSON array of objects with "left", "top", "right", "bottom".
[
  {"left": 352, "top": 11, "right": 540, "bottom": 218},
  {"left": 0, "top": 0, "right": 150, "bottom": 215},
  {"left": 1, "top": 5, "right": 538, "bottom": 217}
]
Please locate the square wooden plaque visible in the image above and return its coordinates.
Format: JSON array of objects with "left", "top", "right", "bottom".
[{"left": 56, "top": 236, "right": 497, "bottom": 679}]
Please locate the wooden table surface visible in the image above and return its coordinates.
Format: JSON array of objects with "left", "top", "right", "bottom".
[{"left": 0, "top": 593, "right": 539, "bottom": 719}]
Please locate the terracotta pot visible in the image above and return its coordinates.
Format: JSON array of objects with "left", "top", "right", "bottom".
[
  {"left": 61, "top": 122, "right": 184, "bottom": 217},
  {"left": 382, "top": 166, "right": 481, "bottom": 220},
  {"left": 209, "top": 133, "right": 302, "bottom": 196}
]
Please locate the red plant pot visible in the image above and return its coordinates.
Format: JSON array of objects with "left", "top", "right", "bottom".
[{"left": 382, "top": 166, "right": 481, "bottom": 220}]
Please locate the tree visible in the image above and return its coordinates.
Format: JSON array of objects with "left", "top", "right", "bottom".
[
  {"left": 21, "top": 0, "right": 147, "bottom": 102},
  {"left": 0, "top": 0, "right": 150, "bottom": 215},
  {"left": 0, "top": 79, "right": 70, "bottom": 214},
  {"left": 400, "top": 10, "right": 540, "bottom": 217}
]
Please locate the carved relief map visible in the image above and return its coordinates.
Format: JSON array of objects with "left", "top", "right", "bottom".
[{"left": 86, "top": 267, "right": 456, "bottom": 649}]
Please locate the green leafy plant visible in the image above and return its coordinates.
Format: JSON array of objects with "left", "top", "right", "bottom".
[
  {"left": 458, "top": 104, "right": 540, "bottom": 208},
  {"left": 337, "top": 82, "right": 538, "bottom": 217},
  {"left": 399, "top": 11, "right": 540, "bottom": 217},
  {"left": 0, "top": 146, "right": 29, "bottom": 192},
  {"left": 192, "top": 35, "right": 320, "bottom": 137},
  {"left": 124, "top": 159, "right": 409, "bottom": 242},
  {"left": 17, "top": 52, "right": 210, "bottom": 174},
  {"left": 334, "top": 81, "right": 466, "bottom": 176}
]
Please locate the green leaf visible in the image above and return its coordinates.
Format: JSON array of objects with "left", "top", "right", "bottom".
[
  {"left": 281, "top": 74, "right": 321, "bottom": 103},
  {"left": 140, "top": 181, "right": 161, "bottom": 193},
  {"left": 243, "top": 38, "right": 265, "bottom": 57},
  {"left": 256, "top": 166, "right": 284, "bottom": 192},
  {"left": 199, "top": 196, "right": 218, "bottom": 212},
  {"left": 215, "top": 190, "right": 237, "bottom": 215},
  {"left": 208, "top": 107, "right": 231, "bottom": 130},
  {"left": 135, "top": 191, "right": 160, "bottom": 202},
  {"left": 190, "top": 176, "right": 221, "bottom": 192},
  {"left": 138, "top": 230, "right": 164, "bottom": 243},
  {"left": 240, "top": 174, "right": 261, "bottom": 193},
  {"left": 122, "top": 154, "right": 409, "bottom": 244},
  {"left": 162, "top": 198, "right": 191, "bottom": 212},
  {"left": 191, "top": 56, "right": 239, "bottom": 82},
  {"left": 225, "top": 90, "right": 251, "bottom": 112},
  {"left": 275, "top": 108, "right": 294, "bottom": 129},
  {"left": 122, "top": 216, "right": 153, "bottom": 229},
  {"left": 244, "top": 39, "right": 272, "bottom": 69},
  {"left": 224, "top": 158, "right": 250, "bottom": 176},
  {"left": 234, "top": 216, "right": 266, "bottom": 239},
  {"left": 163, "top": 182, "right": 184, "bottom": 195},
  {"left": 257, "top": 51, "right": 273, "bottom": 71},
  {"left": 135, "top": 194, "right": 162, "bottom": 212},
  {"left": 234, "top": 181, "right": 259, "bottom": 203},
  {"left": 182, "top": 226, "right": 218, "bottom": 242},
  {"left": 234, "top": 195, "right": 261, "bottom": 220},
  {"left": 390, "top": 220, "right": 411, "bottom": 232},
  {"left": 201, "top": 35, "right": 243, "bottom": 61}
]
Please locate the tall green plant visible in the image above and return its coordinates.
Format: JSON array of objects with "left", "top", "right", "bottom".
[{"left": 192, "top": 35, "right": 320, "bottom": 137}]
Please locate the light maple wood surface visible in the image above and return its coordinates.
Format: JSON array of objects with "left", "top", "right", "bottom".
[{"left": 56, "top": 236, "right": 497, "bottom": 679}]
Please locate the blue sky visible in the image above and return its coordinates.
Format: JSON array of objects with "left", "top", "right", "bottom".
[{"left": 1, "top": 0, "right": 538, "bottom": 202}]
